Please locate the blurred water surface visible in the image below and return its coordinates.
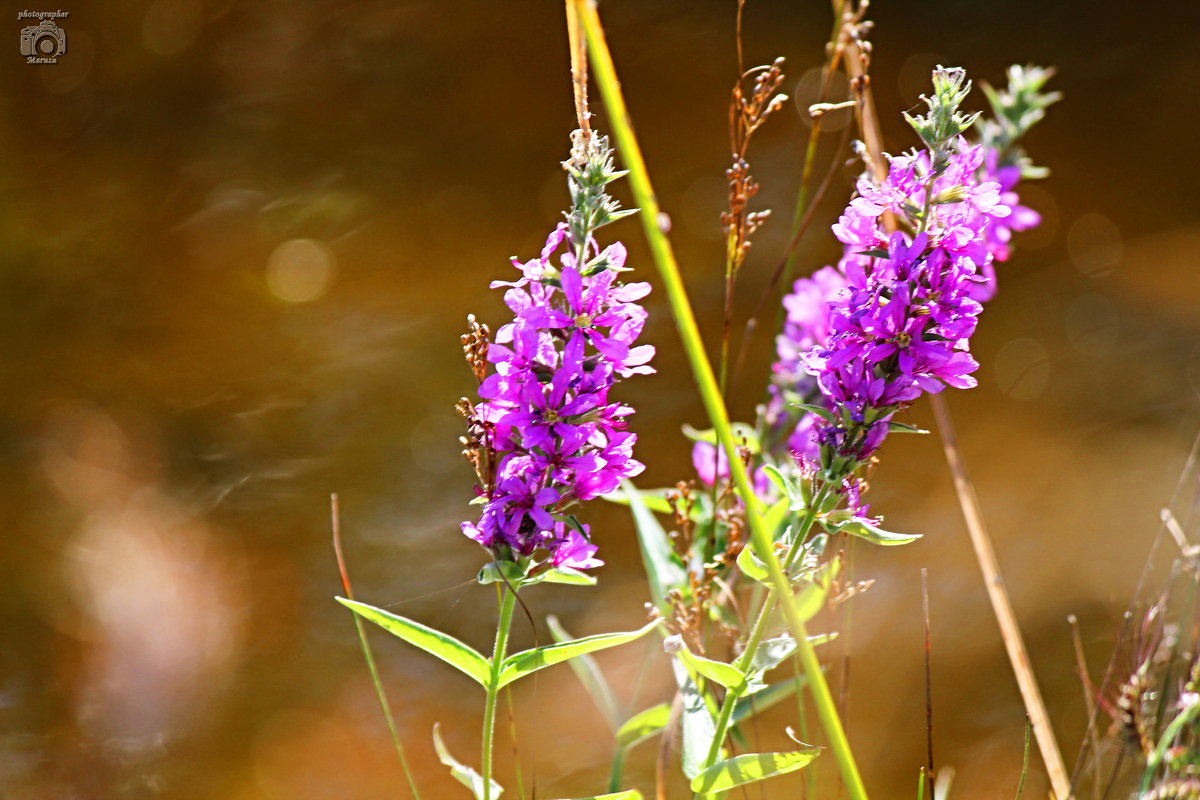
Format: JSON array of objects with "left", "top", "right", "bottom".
[{"left": 2, "top": 1, "right": 1200, "bottom": 798}]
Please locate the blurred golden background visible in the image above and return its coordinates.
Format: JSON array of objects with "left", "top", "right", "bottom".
[{"left": 3, "top": 1, "right": 1199, "bottom": 798}]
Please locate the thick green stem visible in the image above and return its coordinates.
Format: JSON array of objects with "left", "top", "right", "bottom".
[
  {"left": 576, "top": 4, "right": 868, "bottom": 799},
  {"left": 608, "top": 744, "right": 628, "bottom": 794},
  {"left": 482, "top": 587, "right": 517, "bottom": 800},
  {"left": 703, "top": 506, "right": 820, "bottom": 770}
]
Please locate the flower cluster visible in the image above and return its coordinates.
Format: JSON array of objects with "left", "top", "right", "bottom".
[
  {"left": 763, "top": 265, "right": 847, "bottom": 461},
  {"left": 460, "top": 136, "right": 653, "bottom": 573},
  {"left": 763, "top": 66, "right": 1054, "bottom": 477}
]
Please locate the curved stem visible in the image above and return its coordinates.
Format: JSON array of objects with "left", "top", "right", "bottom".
[
  {"left": 576, "top": 6, "right": 868, "bottom": 798},
  {"left": 482, "top": 586, "right": 517, "bottom": 800}
]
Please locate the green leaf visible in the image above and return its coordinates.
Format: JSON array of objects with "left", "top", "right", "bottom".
[
  {"left": 791, "top": 561, "right": 838, "bottom": 623},
  {"left": 856, "top": 248, "right": 890, "bottom": 258},
  {"left": 548, "top": 792, "right": 644, "bottom": 800},
  {"left": 682, "top": 422, "right": 760, "bottom": 452},
  {"left": 761, "top": 464, "right": 803, "bottom": 511},
  {"left": 615, "top": 702, "right": 671, "bottom": 749},
  {"left": 433, "top": 722, "right": 503, "bottom": 799},
  {"left": 791, "top": 403, "right": 836, "bottom": 423},
  {"left": 337, "top": 597, "right": 490, "bottom": 687},
  {"left": 479, "top": 560, "right": 597, "bottom": 589},
  {"left": 762, "top": 498, "right": 791, "bottom": 540},
  {"left": 547, "top": 615, "right": 618, "bottom": 731},
  {"left": 671, "top": 637, "right": 747, "bottom": 690},
  {"left": 539, "top": 566, "right": 598, "bottom": 586},
  {"left": 887, "top": 421, "right": 930, "bottom": 435},
  {"left": 603, "top": 487, "right": 674, "bottom": 515},
  {"left": 839, "top": 518, "right": 921, "bottom": 546},
  {"left": 748, "top": 634, "right": 797, "bottom": 675},
  {"left": 736, "top": 543, "right": 768, "bottom": 583},
  {"left": 675, "top": 660, "right": 717, "bottom": 780},
  {"left": 497, "top": 620, "right": 659, "bottom": 689},
  {"left": 732, "top": 678, "right": 805, "bottom": 725},
  {"left": 622, "top": 480, "right": 687, "bottom": 614},
  {"left": 477, "top": 560, "right": 525, "bottom": 586},
  {"left": 690, "top": 749, "right": 821, "bottom": 794}
]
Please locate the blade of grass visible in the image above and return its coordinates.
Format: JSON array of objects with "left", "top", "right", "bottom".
[
  {"left": 575, "top": 5, "right": 867, "bottom": 799},
  {"left": 1015, "top": 716, "right": 1032, "bottom": 800},
  {"left": 331, "top": 493, "right": 422, "bottom": 800}
]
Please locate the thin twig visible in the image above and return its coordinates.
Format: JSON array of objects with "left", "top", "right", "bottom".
[
  {"left": 1015, "top": 715, "right": 1033, "bottom": 800},
  {"left": 331, "top": 493, "right": 423, "bottom": 800},
  {"left": 930, "top": 395, "right": 1072, "bottom": 799},
  {"left": 1067, "top": 614, "right": 1103, "bottom": 800}
]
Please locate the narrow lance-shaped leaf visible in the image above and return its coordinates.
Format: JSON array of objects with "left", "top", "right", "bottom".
[
  {"left": 539, "top": 566, "right": 598, "bottom": 586},
  {"left": 547, "top": 614, "right": 619, "bottom": 731},
  {"left": 674, "top": 659, "right": 717, "bottom": 780},
  {"left": 497, "top": 619, "right": 659, "bottom": 689},
  {"left": 615, "top": 702, "right": 671, "bottom": 749},
  {"left": 548, "top": 792, "right": 644, "bottom": 800},
  {"left": 838, "top": 517, "right": 921, "bottom": 546},
  {"left": 748, "top": 634, "right": 797, "bottom": 675},
  {"left": 621, "top": 480, "right": 687, "bottom": 614},
  {"left": 603, "top": 487, "right": 674, "bottom": 515},
  {"left": 667, "top": 634, "right": 747, "bottom": 690},
  {"left": 337, "top": 597, "right": 490, "bottom": 687},
  {"left": 433, "top": 722, "right": 503, "bottom": 800},
  {"left": 690, "top": 748, "right": 821, "bottom": 795}
]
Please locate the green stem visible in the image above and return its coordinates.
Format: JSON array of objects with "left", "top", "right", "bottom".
[
  {"left": 576, "top": 5, "right": 868, "bottom": 800},
  {"left": 703, "top": 506, "right": 819, "bottom": 770},
  {"left": 349, "top": 613, "right": 423, "bottom": 800},
  {"left": 1140, "top": 699, "right": 1200, "bottom": 794},
  {"left": 608, "top": 744, "right": 628, "bottom": 794},
  {"left": 482, "top": 586, "right": 517, "bottom": 800}
]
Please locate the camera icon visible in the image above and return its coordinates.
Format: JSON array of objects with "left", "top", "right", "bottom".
[{"left": 20, "top": 19, "right": 66, "bottom": 59}]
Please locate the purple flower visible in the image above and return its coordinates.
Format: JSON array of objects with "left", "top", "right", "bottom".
[
  {"left": 462, "top": 223, "right": 653, "bottom": 571},
  {"left": 794, "top": 142, "right": 1002, "bottom": 465}
]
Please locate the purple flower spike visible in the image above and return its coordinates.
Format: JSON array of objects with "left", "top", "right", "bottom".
[
  {"left": 768, "top": 134, "right": 1042, "bottom": 471},
  {"left": 460, "top": 142, "right": 654, "bottom": 577}
]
